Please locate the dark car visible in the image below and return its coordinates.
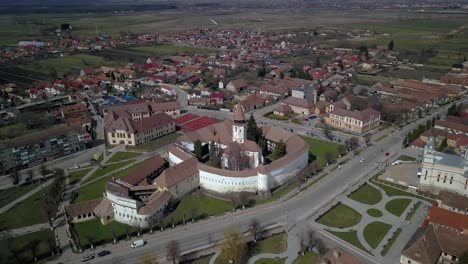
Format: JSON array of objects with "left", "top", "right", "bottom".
[{"left": 98, "top": 250, "right": 111, "bottom": 257}]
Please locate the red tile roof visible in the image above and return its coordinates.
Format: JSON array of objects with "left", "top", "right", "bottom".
[
  {"left": 426, "top": 206, "right": 468, "bottom": 231},
  {"left": 119, "top": 155, "right": 167, "bottom": 186}
]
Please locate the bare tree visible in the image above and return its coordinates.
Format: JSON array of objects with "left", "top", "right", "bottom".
[
  {"left": 316, "top": 238, "right": 328, "bottom": 256},
  {"left": 28, "top": 170, "right": 35, "bottom": 184},
  {"left": 86, "top": 234, "right": 96, "bottom": 249},
  {"left": 298, "top": 235, "right": 307, "bottom": 256},
  {"left": 191, "top": 207, "right": 198, "bottom": 222},
  {"left": 9, "top": 171, "right": 20, "bottom": 186},
  {"left": 3, "top": 231, "right": 20, "bottom": 263},
  {"left": 220, "top": 228, "right": 247, "bottom": 264},
  {"left": 238, "top": 192, "right": 250, "bottom": 209},
  {"left": 306, "top": 230, "right": 315, "bottom": 251},
  {"left": 249, "top": 219, "right": 261, "bottom": 242},
  {"left": 338, "top": 145, "right": 347, "bottom": 157},
  {"left": 230, "top": 195, "right": 239, "bottom": 211},
  {"left": 47, "top": 237, "right": 56, "bottom": 256},
  {"left": 27, "top": 239, "right": 40, "bottom": 262},
  {"left": 40, "top": 164, "right": 47, "bottom": 178},
  {"left": 347, "top": 137, "right": 359, "bottom": 150},
  {"left": 166, "top": 240, "right": 180, "bottom": 264},
  {"left": 325, "top": 152, "right": 334, "bottom": 165},
  {"left": 43, "top": 198, "right": 56, "bottom": 229}
]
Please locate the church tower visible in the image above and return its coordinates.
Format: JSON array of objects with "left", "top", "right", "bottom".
[{"left": 232, "top": 102, "right": 246, "bottom": 143}]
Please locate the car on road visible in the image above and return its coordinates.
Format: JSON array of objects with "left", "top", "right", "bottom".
[
  {"left": 385, "top": 152, "right": 390, "bottom": 156},
  {"left": 360, "top": 158, "right": 365, "bottom": 163},
  {"left": 304, "top": 118, "right": 309, "bottom": 121},
  {"left": 131, "top": 239, "right": 146, "bottom": 248},
  {"left": 73, "top": 164, "right": 81, "bottom": 169},
  {"left": 97, "top": 250, "right": 111, "bottom": 257},
  {"left": 80, "top": 254, "right": 95, "bottom": 262}
]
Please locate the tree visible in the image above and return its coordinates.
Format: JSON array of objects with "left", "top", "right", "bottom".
[
  {"left": 86, "top": 233, "right": 96, "bottom": 249},
  {"left": 43, "top": 198, "right": 56, "bottom": 229},
  {"left": 220, "top": 228, "right": 247, "bottom": 264},
  {"left": 432, "top": 117, "right": 436, "bottom": 127},
  {"left": 388, "top": 39, "right": 394, "bottom": 51},
  {"left": 140, "top": 253, "right": 158, "bottom": 264},
  {"left": 258, "top": 137, "right": 267, "bottom": 155},
  {"left": 249, "top": 219, "right": 261, "bottom": 242},
  {"left": 426, "top": 119, "right": 432, "bottom": 131},
  {"left": 316, "top": 238, "right": 328, "bottom": 256},
  {"left": 9, "top": 171, "right": 19, "bottom": 185},
  {"left": 27, "top": 240, "right": 40, "bottom": 262},
  {"left": 338, "top": 145, "right": 346, "bottom": 157},
  {"left": 247, "top": 114, "right": 261, "bottom": 141},
  {"left": 417, "top": 108, "right": 422, "bottom": 118},
  {"left": 238, "top": 192, "right": 250, "bottom": 209},
  {"left": 191, "top": 207, "right": 198, "bottom": 222},
  {"left": 271, "top": 140, "right": 287, "bottom": 160},
  {"left": 194, "top": 139, "right": 202, "bottom": 161},
  {"left": 28, "top": 170, "right": 35, "bottom": 184},
  {"left": 459, "top": 250, "right": 468, "bottom": 264},
  {"left": 40, "top": 164, "right": 47, "bottom": 178},
  {"left": 313, "top": 29, "right": 318, "bottom": 36},
  {"left": 325, "top": 152, "right": 334, "bottom": 165},
  {"left": 347, "top": 137, "right": 359, "bottom": 150},
  {"left": 306, "top": 230, "right": 315, "bottom": 251},
  {"left": 315, "top": 57, "right": 321, "bottom": 68},
  {"left": 437, "top": 137, "right": 448, "bottom": 152},
  {"left": 323, "top": 125, "right": 331, "bottom": 140},
  {"left": 166, "top": 240, "right": 180, "bottom": 264}
]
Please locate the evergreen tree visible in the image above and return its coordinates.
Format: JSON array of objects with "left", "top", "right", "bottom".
[
  {"left": 437, "top": 137, "right": 448, "bottom": 152},
  {"left": 388, "top": 39, "right": 394, "bottom": 51},
  {"left": 426, "top": 120, "right": 432, "bottom": 131},
  {"left": 271, "top": 140, "right": 287, "bottom": 160},
  {"left": 459, "top": 250, "right": 468, "bottom": 264},
  {"left": 247, "top": 114, "right": 260, "bottom": 141},
  {"left": 194, "top": 140, "right": 202, "bottom": 161}
]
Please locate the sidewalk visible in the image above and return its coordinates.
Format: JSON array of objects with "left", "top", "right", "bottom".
[
  {"left": 0, "top": 222, "right": 50, "bottom": 238},
  {"left": 0, "top": 178, "right": 54, "bottom": 214}
]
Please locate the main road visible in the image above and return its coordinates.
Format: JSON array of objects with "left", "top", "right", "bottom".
[{"left": 57, "top": 104, "right": 450, "bottom": 264}]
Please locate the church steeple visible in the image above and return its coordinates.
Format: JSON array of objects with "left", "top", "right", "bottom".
[{"left": 233, "top": 103, "right": 246, "bottom": 143}]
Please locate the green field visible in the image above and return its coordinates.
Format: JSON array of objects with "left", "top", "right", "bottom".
[
  {"left": 0, "top": 183, "right": 39, "bottom": 209},
  {"left": 372, "top": 181, "right": 435, "bottom": 203},
  {"left": 349, "top": 184, "right": 382, "bottom": 205},
  {"left": 249, "top": 233, "right": 288, "bottom": 256},
  {"left": 0, "top": 229, "right": 56, "bottom": 264},
  {"left": 77, "top": 163, "right": 139, "bottom": 203},
  {"left": 82, "top": 160, "right": 134, "bottom": 184},
  {"left": 301, "top": 136, "right": 341, "bottom": 166},
  {"left": 292, "top": 251, "right": 319, "bottom": 264},
  {"left": 163, "top": 195, "right": 232, "bottom": 226},
  {"left": 254, "top": 258, "right": 286, "bottom": 264},
  {"left": 0, "top": 123, "right": 39, "bottom": 140},
  {"left": 74, "top": 219, "right": 137, "bottom": 248},
  {"left": 367, "top": 209, "right": 383, "bottom": 218},
  {"left": 105, "top": 151, "right": 141, "bottom": 164},
  {"left": 264, "top": 113, "right": 290, "bottom": 121},
  {"left": 187, "top": 255, "right": 214, "bottom": 264},
  {"left": 317, "top": 203, "right": 362, "bottom": 228},
  {"left": 397, "top": 155, "right": 416, "bottom": 161},
  {"left": 68, "top": 168, "right": 93, "bottom": 186},
  {"left": 385, "top": 199, "right": 411, "bottom": 217},
  {"left": 128, "top": 132, "right": 183, "bottom": 151},
  {"left": 327, "top": 230, "right": 370, "bottom": 253},
  {"left": 363, "top": 221, "right": 392, "bottom": 249},
  {"left": 18, "top": 54, "right": 122, "bottom": 78}
]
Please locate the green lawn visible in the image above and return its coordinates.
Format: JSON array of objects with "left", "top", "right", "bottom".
[
  {"left": 301, "top": 136, "right": 341, "bottom": 166},
  {"left": 128, "top": 45, "right": 216, "bottom": 56},
  {"left": 105, "top": 151, "right": 141, "bottom": 164},
  {"left": 188, "top": 255, "right": 214, "bottom": 264},
  {"left": 82, "top": 160, "right": 134, "bottom": 184},
  {"left": 68, "top": 168, "right": 93, "bottom": 186},
  {"left": 356, "top": 74, "right": 393, "bottom": 86},
  {"left": 249, "top": 233, "right": 288, "bottom": 256},
  {"left": 327, "top": 230, "right": 370, "bottom": 253},
  {"left": 163, "top": 195, "right": 232, "bottom": 226},
  {"left": 18, "top": 54, "right": 122, "bottom": 78},
  {"left": 380, "top": 228, "right": 402, "bottom": 256},
  {"left": 292, "top": 251, "right": 319, "bottom": 264},
  {"left": 0, "top": 185, "right": 52, "bottom": 229},
  {"left": 385, "top": 199, "right": 411, "bottom": 217},
  {"left": 0, "top": 123, "right": 39, "bottom": 140},
  {"left": 128, "top": 132, "right": 183, "bottom": 151},
  {"left": 363, "top": 221, "right": 392, "bottom": 249},
  {"left": 367, "top": 209, "right": 383, "bottom": 218},
  {"left": 317, "top": 203, "right": 362, "bottom": 228},
  {"left": 0, "top": 229, "right": 56, "bottom": 264},
  {"left": 264, "top": 113, "right": 290, "bottom": 121},
  {"left": 372, "top": 182, "right": 435, "bottom": 203},
  {"left": 254, "top": 258, "right": 286, "bottom": 264},
  {"left": 397, "top": 155, "right": 416, "bottom": 161},
  {"left": 74, "top": 219, "right": 137, "bottom": 249},
  {"left": 406, "top": 202, "right": 421, "bottom": 221},
  {"left": 0, "top": 183, "right": 39, "bottom": 209},
  {"left": 77, "top": 163, "right": 139, "bottom": 203},
  {"left": 349, "top": 184, "right": 382, "bottom": 205}
]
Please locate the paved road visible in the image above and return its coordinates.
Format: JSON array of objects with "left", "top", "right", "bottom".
[{"left": 51, "top": 103, "right": 451, "bottom": 264}]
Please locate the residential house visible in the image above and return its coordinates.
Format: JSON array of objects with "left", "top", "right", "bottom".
[
  {"left": 226, "top": 79, "right": 248, "bottom": 92},
  {"left": 273, "top": 104, "right": 292, "bottom": 116}
]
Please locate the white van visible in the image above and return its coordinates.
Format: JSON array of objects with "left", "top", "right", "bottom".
[{"left": 131, "top": 239, "right": 145, "bottom": 248}]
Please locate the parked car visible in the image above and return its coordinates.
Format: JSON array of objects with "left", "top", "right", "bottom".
[
  {"left": 131, "top": 239, "right": 146, "bottom": 248},
  {"left": 80, "top": 254, "right": 95, "bottom": 262},
  {"left": 97, "top": 250, "right": 111, "bottom": 257}
]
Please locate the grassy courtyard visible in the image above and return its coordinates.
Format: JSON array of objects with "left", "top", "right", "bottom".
[
  {"left": 0, "top": 183, "right": 39, "bottom": 209},
  {"left": 372, "top": 182, "right": 435, "bottom": 203},
  {"left": 105, "top": 151, "right": 141, "bottom": 164},
  {"left": 327, "top": 230, "right": 370, "bottom": 253},
  {"left": 348, "top": 184, "right": 382, "bottom": 205},
  {"left": 385, "top": 199, "right": 411, "bottom": 217},
  {"left": 82, "top": 160, "right": 134, "bottom": 184},
  {"left": 292, "top": 251, "right": 319, "bottom": 264},
  {"left": 74, "top": 219, "right": 137, "bottom": 249},
  {"left": 128, "top": 132, "right": 183, "bottom": 151},
  {"left": 317, "top": 203, "right": 362, "bottom": 228},
  {"left": 249, "top": 233, "right": 288, "bottom": 256},
  {"left": 0, "top": 229, "right": 56, "bottom": 264},
  {"left": 363, "top": 221, "right": 392, "bottom": 249},
  {"left": 76, "top": 163, "right": 139, "bottom": 203},
  {"left": 163, "top": 195, "right": 232, "bottom": 226},
  {"left": 254, "top": 258, "right": 286, "bottom": 264},
  {"left": 397, "top": 155, "right": 416, "bottom": 162},
  {"left": 301, "top": 136, "right": 341, "bottom": 166},
  {"left": 68, "top": 168, "right": 93, "bottom": 186},
  {"left": 264, "top": 113, "right": 290, "bottom": 121},
  {"left": 367, "top": 209, "right": 383, "bottom": 218}
]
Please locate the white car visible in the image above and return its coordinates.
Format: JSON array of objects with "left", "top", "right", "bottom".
[
  {"left": 360, "top": 158, "right": 365, "bottom": 163},
  {"left": 80, "top": 254, "right": 95, "bottom": 262},
  {"left": 73, "top": 164, "right": 81, "bottom": 169}
]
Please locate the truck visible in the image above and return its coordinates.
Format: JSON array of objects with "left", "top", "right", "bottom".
[{"left": 131, "top": 239, "right": 145, "bottom": 248}]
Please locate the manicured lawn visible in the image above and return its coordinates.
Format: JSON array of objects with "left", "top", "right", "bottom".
[
  {"left": 367, "top": 209, "right": 383, "bottom": 218},
  {"left": 105, "top": 151, "right": 141, "bottom": 164},
  {"left": 301, "top": 136, "right": 341, "bottom": 166},
  {"left": 372, "top": 182, "right": 435, "bottom": 203},
  {"left": 77, "top": 163, "right": 139, "bottom": 203},
  {"left": 292, "top": 251, "right": 319, "bottom": 264},
  {"left": 68, "top": 168, "right": 93, "bottom": 186},
  {"left": 129, "top": 132, "right": 183, "bottom": 151},
  {"left": 264, "top": 113, "right": 290, "bottom": 121},
  {"left": 254, "top": 258, "right": 286, "bottom": 264},
  {"left": 363, "top": 221, "right": 392, "bottom": 249},
  {"left": 406, "top": 201, "right": 421, "bottom": 221},
  {"left": 327, "top": 230, "right": 370, "bottom": 253},
  {"left": 349, "top": 184, "right": 382, "bottom": 205},
  {"left": 74, "top": 219, "right": 137, "bottom": 249},
  {"left": 385, "top": 199, "right": 412, "bottom": 217},
  {"left": 1, "top": 185, "right": 52, "bottom": 229},
  {"left": 0, "top": 183, "right": 39, "bottom": 209},
  {"left": 188, "top": 255, "right": 214, "bottom": 264},
  {"left": 249, "top": 233, "right": 288, "bottom": 256},
  {"left": 397, "top": 155, "right": 416, "bottom": 161},
  {"left": 317, "top": 203, "right": 362, "bottom": 228},
  {"left": 381, "top": 228, "right": 402, "bottom": 256},
  {"left": 0, "top": 229, "right": 56, "bottom": 264},
  {"left": 82, "top": 160, "right": 134, "bottom": 184},
  {"left": 163, "top": 195, "right": 232, "bottom": 226}
]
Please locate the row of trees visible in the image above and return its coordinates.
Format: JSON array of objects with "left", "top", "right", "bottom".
[
  {"left": 404, "top": 116, "right": 439, "bottom": 145},
  {"left": 9, "top": 164, "right": 48, "bottom": 186}
]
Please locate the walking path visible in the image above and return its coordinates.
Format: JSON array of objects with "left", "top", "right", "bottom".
[{"left": 0, "top": 178, "right": 54, "bottom": 214}]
